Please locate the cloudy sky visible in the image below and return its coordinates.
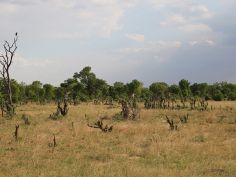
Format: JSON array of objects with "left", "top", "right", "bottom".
[{"left": 0, "top": 0, "right": 235, "bottom": 86}]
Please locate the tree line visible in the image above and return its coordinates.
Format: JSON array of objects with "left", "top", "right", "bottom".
[{"left": 1, "top": 66, "right": 236, "bottom": 106}]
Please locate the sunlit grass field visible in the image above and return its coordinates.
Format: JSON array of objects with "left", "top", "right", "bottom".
[{"left": 0, "top": 101, "right": 235, "bottom": 177}]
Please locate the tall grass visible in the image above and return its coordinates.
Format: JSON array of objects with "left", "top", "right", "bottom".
[{"left": 0, "top": 101, "right": 235, "bottom": 177}]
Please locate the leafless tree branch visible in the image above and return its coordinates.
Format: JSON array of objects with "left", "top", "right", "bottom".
[{"left": 0, "top": 33, "right": 18, "bottom": 116}]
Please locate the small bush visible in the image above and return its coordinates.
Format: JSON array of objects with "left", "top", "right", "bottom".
[
  {"left": 193, "top": 135, "right": 206, "bottom": 142},
  {"left": 21, "top": 114, "right": 30, "bottom": 125}
]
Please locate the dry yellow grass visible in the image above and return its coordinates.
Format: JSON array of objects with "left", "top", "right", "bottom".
[{"left": 0, "top": 101, "right": 235, "bottom": 177}]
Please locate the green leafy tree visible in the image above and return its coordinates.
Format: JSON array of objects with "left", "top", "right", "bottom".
[
  {"left": 168, "top": 84, "right": 181, "bottom": 98},
  {"left": 208, "top": 84, "right": 224, "bottom": 101},
  {"left": 94, "top": 78, "right": 109, "bottom": 100},
  {"left": 220, "top": 82, "right": 236, "bottom": 100},
  {"left": 110, "top": 82, "right": 127, "bottom": 100},
  {"left": 17, "top": 82, "right": 27, "bottom": 103},
  {"left": 43, "top": 84, "right": 55, "bottom": 102},
  {"left": 140, "top": 88, "right": 152, "bottom": 101},
  {"left": 11, "top": 80, "right": 20, "bottom": 103},
  {"left": 179, "top": 79, "right": 191, "bottom": 99},
  {"left": 73, "top": 66, "right": 109, "bottom": 100},
  {"left": 26, "top": 81, "right": 43, "bottom": 102},
  {"left": 190, "top": 83, "right": 208, "bottom": 98},
  {"left": 126, "top": 79, "right": 143, "bottom": 98},
  {"left": 149, "top": 82, "right": 168, "bottom": 99},
  {"left": 54, "top": 87, "right": 64, "bottom": 101},
  {"left": 74, "top": 66, "right": 95, "bottom": 97}
]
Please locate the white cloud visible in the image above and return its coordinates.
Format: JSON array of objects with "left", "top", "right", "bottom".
[
  {"left": 0, "top": 3, "right": 17, "bottom": 13},
  {"left": 113, "top": 40, "right": 182, "bottom": 71},
  {"left": 11, "top": 54, "right": 59, "bottom": 84},
  {"left": 150, "top": 0, "right": 185, "bottom": 8},
  {"left": 148, "top": 40, "right": 182, "bottom": 50},
  {"left": 160, "top": 14, "right": 186, "bottom": 27},
  {"left": 189, "top": 5, "right": 213, "bottom": 19},
  {"left": 125, "top": 33, "right": 145, "bottom": 42},
  {"left": 189, "top": 39, "right": 215, "bottom": 47},
  {"left": 42, "top": 0, "right": 137, "bottom": 37},
  {"left": 160, "top": 13, "right": 212, "bottom": 33},
  {"left": 151, "top": 0, "right": 213, "bottom": 34},
  {"left": 0, "top": 0, "right": 137, "bottom": 38},
  {"left": 180, "top": 23, "right": 212, "bottom": 32},
  {"left": 120, "top": 40, "right": 181, "bottom": 53},
  {"left": 13, "top": 54, "right": 53, "bottom": 68}
]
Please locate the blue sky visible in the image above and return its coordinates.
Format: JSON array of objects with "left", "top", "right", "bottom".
[{"left": 0, "top": 0, "right": 235, "bottom": 86}]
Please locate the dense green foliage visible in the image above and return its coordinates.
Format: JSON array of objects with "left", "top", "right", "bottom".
[{"left": 2, "top": 66, "right": 236, "bottom": 104}]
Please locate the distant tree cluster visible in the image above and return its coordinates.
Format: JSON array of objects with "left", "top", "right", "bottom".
[{"left": 1, "top": 66, "right": 236, "bottom": 106}]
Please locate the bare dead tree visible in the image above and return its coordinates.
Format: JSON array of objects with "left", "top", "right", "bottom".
[
  {"left": 121, "top": 100, "right": 129, "bottom": 119},
  {"left": 87, "top": 120, "right": 113, "bottom": 133},
  {"left": 166, "top": 116, "right": 177, "bottom": 130},
  {"left": 180, "top": 114, "right": 189, "bottom": 123},
  {"left": 0, "top": 33, "right": 18, "bottom": 116},
  {"left": 48, "top": 134, "right": 57, "bottom": 148},
  {"left": 21, "top": 114, "right": 30, "bottom": 125},
  {"left": 49, "top": 91, "right": 69, "bottom": 119},
  {"left": 119, "top": 98, "right": 140, "bottom": 120},
  {"left": 53, "top": 135, "right": 57, "bottom": 147},
  {"left": 14, "top": 124, "right": 19, "bottom": 141},
  {"left": 57, "top": 98, "right": 69, "bottom": 116}
]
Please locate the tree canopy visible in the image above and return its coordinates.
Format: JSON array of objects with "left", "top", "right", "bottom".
[{"left": 2, "top": 66, "right": 236, "bottom": 105}]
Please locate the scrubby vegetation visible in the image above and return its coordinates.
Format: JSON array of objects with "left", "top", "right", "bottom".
[
  {"left": 1, "top": 34, "right": 236, "bottom": 177},
  {"left": 0, "top": 102, "right": 236, "bottom": 177},
  {"left": 1, "top": 66, "right": 236, "bottom": 111}
]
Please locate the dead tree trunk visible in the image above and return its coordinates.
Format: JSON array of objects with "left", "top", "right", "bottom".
[
  {"left": 0, "top": 33, "right": 18, "bottom": 116},
  {"left": 53, "top": 135, "right": 57, "bottom": 147},
  {"left": 87, "top": 120, "right": 113, "bottom": 133},
  {"left": 14, "top": 124, "right": 19, "bottom": 141},
  {"left": 166, "top": 116, "right": 177, "bottom": 130},
  {"left": 57, "top": 98, "right": 69, "bottom": 116},
  {"left": 121, "top": 100, "right": 129, "bottom": 119}
]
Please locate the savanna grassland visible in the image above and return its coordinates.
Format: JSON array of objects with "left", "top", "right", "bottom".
[{"left": 0, "top": 101, "right": 236, "bottom": 177}]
